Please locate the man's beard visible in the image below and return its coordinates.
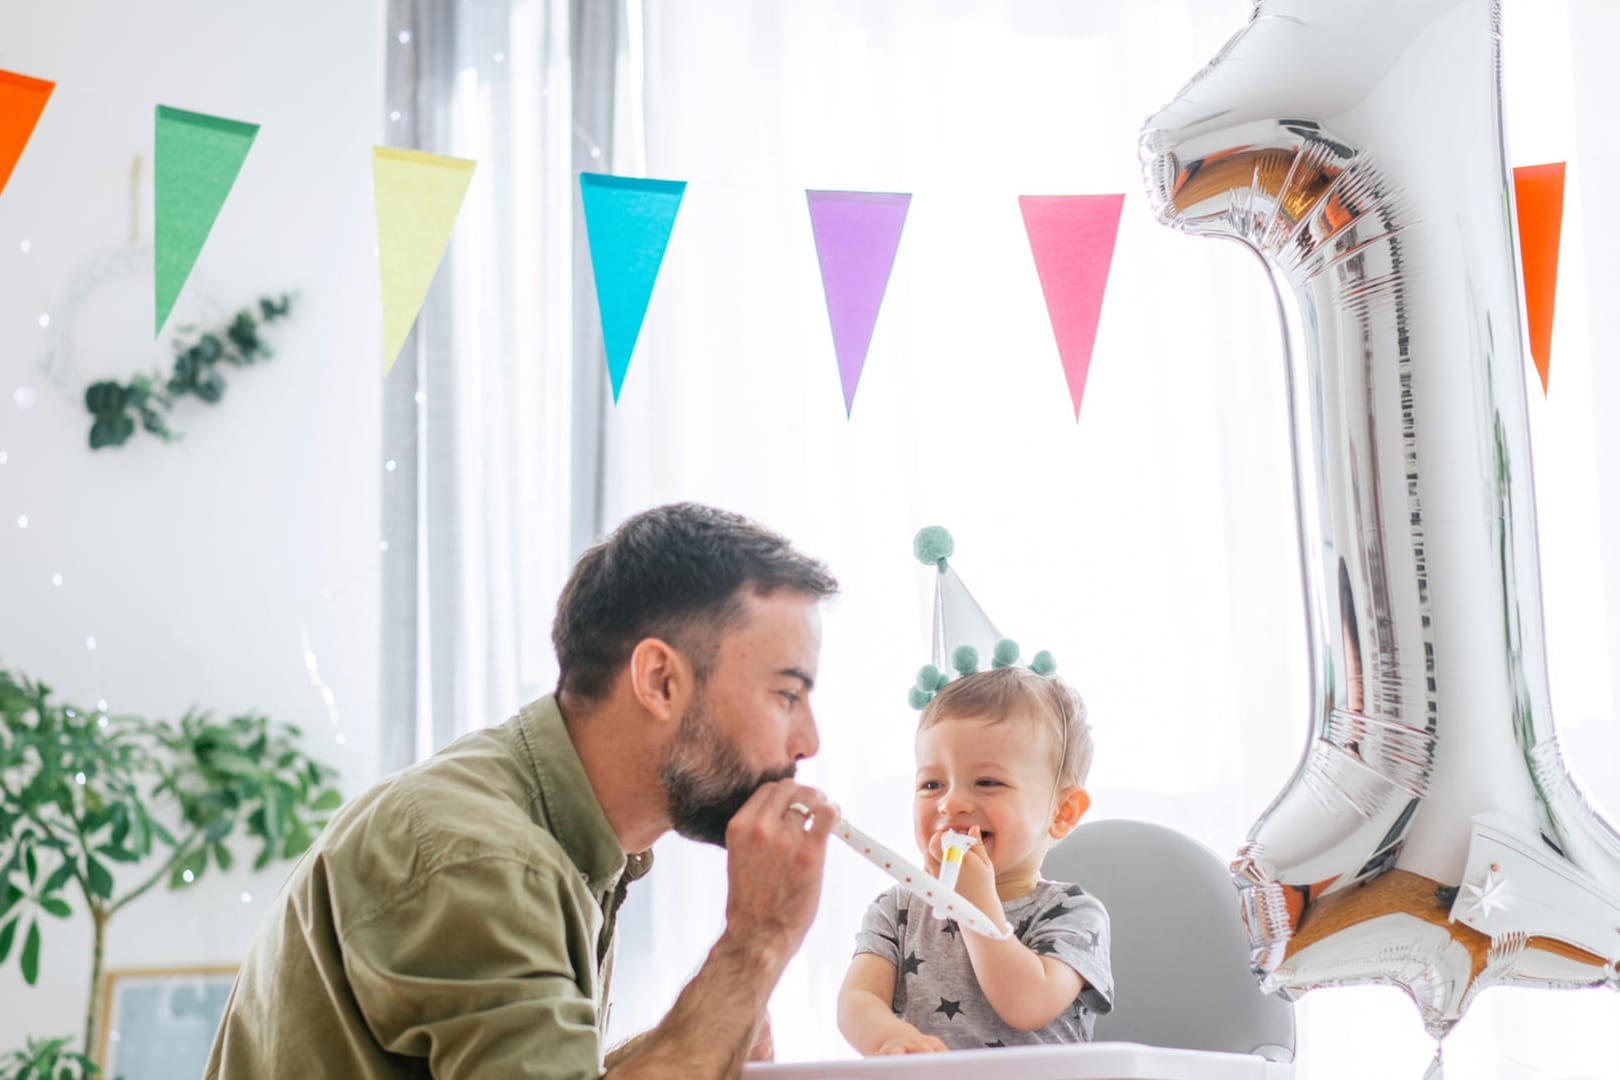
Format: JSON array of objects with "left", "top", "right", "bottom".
[{"left": 660, "top": 691, "right": 795, "bottom": 847}]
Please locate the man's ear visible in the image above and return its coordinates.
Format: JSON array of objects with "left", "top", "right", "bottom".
[
  {"left": 627, "top": 637, "right": 692, "bottom": 726},
  {"left": 1048, "top": 786, "right": 1091, "bottom": 840}
]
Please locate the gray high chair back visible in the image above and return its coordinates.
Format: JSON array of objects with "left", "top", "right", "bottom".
[{"left": 1042, "top": 819, "right": 1295, "bottom": 1062}]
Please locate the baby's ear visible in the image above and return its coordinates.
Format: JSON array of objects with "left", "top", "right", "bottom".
[{"left": 1049, "top": 786, "right": 1091, "bottom": 839}]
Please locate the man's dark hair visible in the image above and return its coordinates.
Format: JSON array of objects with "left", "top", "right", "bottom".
[{"left": 552, "top": 503, "right": 839, "bottom": 703}]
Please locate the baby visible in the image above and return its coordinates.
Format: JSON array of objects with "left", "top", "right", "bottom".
[{"left": 836, "top": 665, "right": 1113, "bottom": 1053}]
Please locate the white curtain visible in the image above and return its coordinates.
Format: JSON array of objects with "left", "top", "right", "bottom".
[
  {"left": 380, "top": 0, "right": 639, "bottom": 767},
  {"left": 596, "top": 1, "right": 1620, "bottom": 1076}
]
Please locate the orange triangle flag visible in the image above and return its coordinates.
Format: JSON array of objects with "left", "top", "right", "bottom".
[
  {"left": 0, "top": 70, "right": 55, "bottom": 198},
  {"left": 1513, "top": 162, "right": 1564, "bottom": 395}
]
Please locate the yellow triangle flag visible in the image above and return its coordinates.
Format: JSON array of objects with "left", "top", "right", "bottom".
[{"left": 373, "top": 147, "right": 476, "bottom": 373}]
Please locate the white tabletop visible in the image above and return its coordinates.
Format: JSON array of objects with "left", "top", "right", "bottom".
[{"left": 744, "top": 1043, "right": 1295, "bottom": 1080}]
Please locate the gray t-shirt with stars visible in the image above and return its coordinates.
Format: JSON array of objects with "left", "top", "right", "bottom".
[{"left": 853, "top": 879, "right": 1113, "bottom": 1050}]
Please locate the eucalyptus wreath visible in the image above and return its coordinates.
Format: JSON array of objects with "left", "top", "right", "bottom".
[{"left": 83, "top": 293, "right": 294, "bottom": 450}]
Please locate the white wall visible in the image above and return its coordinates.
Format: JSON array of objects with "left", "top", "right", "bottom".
[{"left": 0, "top": 0, "right": 383, "bottom": 1052}]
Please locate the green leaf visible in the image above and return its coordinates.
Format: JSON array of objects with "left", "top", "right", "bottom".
[
  {"left": 0, "top": 916, "right": 16, "bottom": 963},
  {"left": 88, "top": 414, "right": 136, "bottom": 449},
  {"left": 1, "top": 882, "right": 25, "bottom": 920},
  {"left": 85, "top": 856, "right": 113, "bottom": 900},
  {"left": 81, "top": 804, "right": 115, "bottom": 834},
  {"left": 127, "top": 810, "right": 152, "bottom": 854},
  {"left": 311, "top": 789, "right": 343, "bottom": 812},
  {"left": 204, "top": 817, "right": 233, "bottom": 843},
  {"left": 95, "top": 843, "right": 140, "bottom": 864},
  {"left": 145, "top": 815, "right": 175, "bottom": 848},
  {"left": 168, "top": 847, "right": 207, "bottom": 891},
  {"left": 20, "top": 919, "right": 40, "bottom": 984},
  {"left": 212, "top": 842, "right": 233, "bottom": 872},
  {"left": 282, "top": 821, "right": 314, "bottom": 859},
  {"left": 40, "top": 897, "right": 72, "bottom": 919},
  {"left": 24, "top": 845, "right": 37, "bottom": 886},
  {"left": 252, "top": 846, "right": 273, "bottom": 872},
  {"left": 261, "top": 787, "right": 286, "bottom": 842},
  {"left": 42, "top": 860, "right": 75, "bottom": 896}
]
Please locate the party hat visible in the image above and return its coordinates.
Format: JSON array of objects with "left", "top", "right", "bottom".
[{"left": 909, "top": 526, "right": 1056, "bottom": 709}]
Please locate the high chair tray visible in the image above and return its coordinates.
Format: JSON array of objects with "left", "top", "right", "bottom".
[{"left": 744, "top": 1042, "right": 1295, "bottom": 1080}]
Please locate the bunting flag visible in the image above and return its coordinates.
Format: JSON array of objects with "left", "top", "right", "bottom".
[
  {"left": 1513, "top": 162, "right": 1565, "bottom": 395},
  {"left": 0, "top": 70, "right": 55, "bottom": 199},
  {"left": 1019, "top": 194, "right": 1125, "bottom": 420},
  {"left": 154, "top": 105, "right": 260, "bottom": 336},
  {"left": 805, "top": 190, "right": 911, "bottom": 416},
  {"left": 373, "top": 146, "right": 477, "bottom": 374},
  {"left": 579, "top": 173, "right": 687, "bottom": 402}
]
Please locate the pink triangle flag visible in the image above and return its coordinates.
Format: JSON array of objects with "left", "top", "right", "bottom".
[
  {"left": 1019, "top": 194, "right": 1125, "bottom": 420},
  {"left": 806, "top": 190, "right": 911, "bottom": 416}
]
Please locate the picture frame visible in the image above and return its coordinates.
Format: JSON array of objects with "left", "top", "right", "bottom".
[{"left": 95, "top": 965, "right": 238, "bottom": 1080}]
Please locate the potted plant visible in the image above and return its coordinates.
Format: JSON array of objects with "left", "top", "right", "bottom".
[{"left": 0, "top": 666, "right": 341, "bottom": 1076}]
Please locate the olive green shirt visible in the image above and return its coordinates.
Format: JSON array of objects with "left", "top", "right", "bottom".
[{"left": 205, "top": 695, "right": 652, "bottom": 1079}]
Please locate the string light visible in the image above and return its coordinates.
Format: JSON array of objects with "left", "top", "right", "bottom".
[
  {"left": 85, "top": 636, "right": 97, "bottom": 651},
  {"left": 385, "top": 459, "right": 397, "bottom": 472},
  {"left": 36, "top": 314, "right": 48, "bottom": 328},
  {"left": 389, "top": 110, "right": 403, "bottom": 123},
  {"left": 19, "top": 240, "right": 30, "bottom": 253},
  {"left": 397, "top": 30, "right": 411, "bottom": 44},
  {"left": 378, "top": 540, "right": 390, "bottom": 553},
  {"left": 50, "top": 572, "right": 62, "bottom": 586},
  {"left": 13, "top": 385, "right": 35, "bottom": 409},
  {"left": 0, "top": 451, "right": 7, "bottom": 464},
  {"left": 240, "top": 892, "right": 252, "bottom": 904}
]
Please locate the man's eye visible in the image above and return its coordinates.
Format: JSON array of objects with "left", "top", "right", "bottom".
[{"left": 780, "top": 691, "right": 801, "bottom": 707}]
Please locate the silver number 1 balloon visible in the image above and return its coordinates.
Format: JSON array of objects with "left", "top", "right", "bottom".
[{"left": 1140, "top": 0, "right": 1620, "bottom": 1045}]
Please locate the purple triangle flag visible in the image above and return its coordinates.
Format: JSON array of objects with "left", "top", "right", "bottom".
[{"left": 806, "top": 190, "right": 911, "bottom": 416}]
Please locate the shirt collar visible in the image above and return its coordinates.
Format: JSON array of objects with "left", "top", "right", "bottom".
[{"left": 515, "top": 694, "right": 654, "bottom": 891}]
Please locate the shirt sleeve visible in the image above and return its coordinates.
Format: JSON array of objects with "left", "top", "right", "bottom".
[
  {"left": 851, "top": 887, "right": 904, "bottom": 966},
  {"left": 1024, "top": 886, "right": 1114, "bottom": 1016},
  {"left": 342, "top": 852, "right": 606, "bottom": 1079}
]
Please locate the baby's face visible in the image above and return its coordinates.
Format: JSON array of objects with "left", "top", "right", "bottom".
[{"left": 913, "top": 711, "right": 1059, "bottom": 881}]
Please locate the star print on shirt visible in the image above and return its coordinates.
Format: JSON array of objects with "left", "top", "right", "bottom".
[
  {"left": 985, "top": 1040, "right": 1006, "bottom": 1048},
  {"left": 935, "top": 998, "right": 963, "bottom": 1021},
  {"left": 1013, "top": 914, "right": 1037, "bottom": 940},
  {"left": 900, "top": 951, "right": 924, "bottom": 977},
  {"left": 1079, "top": 928, "right": 1101, "bottom": 949},
  {"left": 895, "top": 906, "right": 909, "bottom": 928},
  {"left": 1034, "top": 939, "right": 1061, "bottom": 956},
  {"left": 941, "top": 919, "right": 959, "bottom": 938}
]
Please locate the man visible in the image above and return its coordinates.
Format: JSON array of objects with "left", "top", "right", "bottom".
[{"left": 206, "top": 503, "right": 841, "bottom": 1078}]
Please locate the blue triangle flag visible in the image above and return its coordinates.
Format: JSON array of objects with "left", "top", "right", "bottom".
[{"left": 579, "top": 173, "right": 687, "bottom": 402}]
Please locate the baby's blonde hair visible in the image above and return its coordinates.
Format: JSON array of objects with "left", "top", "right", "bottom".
[{"left": 917, "top": 666, "right": 1093, "bottom": 790}]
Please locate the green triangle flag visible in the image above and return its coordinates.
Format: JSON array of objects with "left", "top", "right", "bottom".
[
  {"left": 154, "top": 105, "right": 260, "bottom": 336},
  {"left": 373, "top": 146, "right": 477, "bottom": 374}
]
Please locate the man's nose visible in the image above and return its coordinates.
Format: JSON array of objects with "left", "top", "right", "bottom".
[{"left": 789, "top": 703, "right": 820, "bottom": 762}]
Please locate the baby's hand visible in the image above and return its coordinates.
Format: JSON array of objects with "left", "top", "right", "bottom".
[
  {"left": 931, "top": 827, "right": 1006, "bottom": 934},
  {"left": 876, "top": 1033, "right": 948, "bottom": 1055}
]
